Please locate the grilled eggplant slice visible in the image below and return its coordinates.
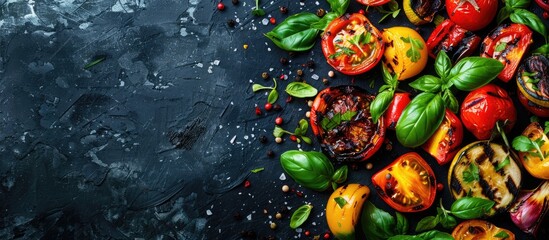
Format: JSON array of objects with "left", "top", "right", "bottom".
[{"left": 448, "top": 141, "right": 522, "bottom": 215}]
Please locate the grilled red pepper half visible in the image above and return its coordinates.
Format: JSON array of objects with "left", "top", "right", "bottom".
[
  {"left": 421, "top": 109, "right": 464, "bottom": 165},
  {"left": 426, "top": 19, "right": 481, "bottom": 63},
  {"left": 383, "top": 92, "right": 411, "bottom": 130},
  {"left": 480, "top": 23, "right": 533, "bottom": 82}
]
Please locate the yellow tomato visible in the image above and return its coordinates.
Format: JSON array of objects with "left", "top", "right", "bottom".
[
  {"left": 452, "top": 220, "right": 515, "bottom": 240},
  {"left": 326, "top": 184, "right": 370, "bottom": 240},
  {"left": 382, "top": 27, "right": 428, "bottom": 80},
  {"left": 517, "top": 122, "right": 549, "bottom": 180}
]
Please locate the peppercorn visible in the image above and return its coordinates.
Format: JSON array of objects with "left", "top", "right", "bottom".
[
  {"left": 231, "top": 0, "right": 239, "bottom": 4},
  {"left": 286, "top": 96, "right": 293, "bottom": 103},
  {"left": 244, "top": 180, "right": 251, "bottom": 188},
  {"left": 234, "top": 212, "right": 243, "bottom": 221},
  {"left": 305, "top": 60, "right": 315, "bottom": 68},
  {"left": 304, "top": 230, "right": 311, "bottom": 236},
  {"left": 294, "top": 76, "right": 302, "bottom": 82},
  {"left": 323, "top": 78, "right": 329, "bottom": 85},
  {"left": 269, "top": 17, "right": 276, "bottom": 24},
  {"left": 289, "top": 135, "right": 297, "bottom": 142},
  {"left": 296, "top": 69, "right": 303, "bottom": 76},
  {"left": 358, "top": 9, "right": 365, "bottom": 15},
  {"left": 263, "top": 209, "right": 268, "bottom": 214},
  {"left": 328, "top": 70, "right": 335, "bottom": 78},
  {"left": 270, "top": 222, "right": 277, "bottom": 230},
  {"left": 366, "top": 162, "right": 373, "bottom": 170},
  {"left": 275, "top": 212, "right": 282, "bottom": 219},
  {"left": 280, "top": 57, "right": 288, "bottom": 65},
  {"left": 288, "top": 51, "right": 296, "bottom": 58},
  {"left": 275, "top": 117, "right": 283, "bottom": 125},
  {"left": 275, "top": 137, "right": 283, "bottom": 143},
  {"left": 259, "top": 135, "right": 268, "bottom": 144},
  {"left": 305, "top": 111, "right": 310, "bottom": 118},
  {"left": 267, "top": 150, "right": 275, "bottom": 157},
  {"left": 316, "top": 8, "right": 326, "bottom": 17},
  {"left": 227, "top": 19, "right": 236, "bottom": 27},
  {"left": 255, "top": 106, "right": 262, "bottom": 115},
  {"left": 437, "top": 183, "right": 444, "bottom": 191},
  {"left": 273, "top": 103, "right": 282, "bottom": 111},
  {"left": 261, "top": 72, "right": 269, "bottom": 79},
  {"left": 264, "top": 103, "right": 273, "bottom": 111},
  {"left": 279, "top": 6, "right": 288, "bottom": 14},
  {"left": 281, "top": 185, "right": 290, "bottom": 192},
  {"left": 323, "top": 232, "right": 331, "bottom": 239},
  {"left": 217, "top": 2, "right": 225, "bottom": 11},
  {"left": 307, "top": 100, "right": 313, "bottom": 107}
]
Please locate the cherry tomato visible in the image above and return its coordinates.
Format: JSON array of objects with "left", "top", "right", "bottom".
[
  {"left": 452, "top": 220, "right": 515, "bottom": 240},
  {"left": 481, "top": 23, "right": 533, "bottom": 82},
  {"left": 371, "top": 152, "right": 437, "bottom": 212},
  {"left": 446, "top": 0, "right": 498, "bottom": 31},
  {"left": 382, "top": 27, "right": 428, "bottom": 80},
  {"left": 421, "top": 109, "right": 463, "bottom": 165},
  {"left": 310, "top": 86, "right": 386, "bottom": 162},
  {"left": 357, "top": 0, "right": 390, "bottom": 6},
  {"left": 517, "top": 122, "right": 549, "bottom": 180},
  {"left": 535, "top": 0, "right": 549, "bottom": 11},
  {"left": 426, "top": 19, "right": 481, "bottom": 63},
  {"left": 516, "top": 55, "right": 549, "bottom": 117},
  {"left": 321, "top": 14, "right": 385, "bottom": 75},
  {"left": 383, "top": 92, "right": 411, "bottom": 130},
  {"left": 460, "top": 84, "right": 517, "bottom": 140}
]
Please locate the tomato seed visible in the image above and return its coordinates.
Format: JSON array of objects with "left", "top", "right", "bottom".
[
  {"left": 255, "top": 106, "right": 262, "bottom": 115},
  {"left": 244, "top": 180, "right": 251, "bottom": 188},
  {"left": 217, "top": 2, "right": 225, "bottom": 10}
]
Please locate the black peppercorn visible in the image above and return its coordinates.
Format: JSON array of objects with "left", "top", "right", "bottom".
[
  {"left": 231, "top": 0, "right": 239, "bottom": 4},
  {"left": 259, "top": 135, "right": 268, "bottom": 144},
  {"left": 316, "top": 8, "right": 326, "bottom": 17},
  {"left": 273, "top": 103, "right": 282, "bottom": 111},
  {"left": 305, "top": 60, "right": 315, "bottom": 68},
  {"left": 227, "top": 19, "right": 236, "bottom": 27},
  {"left": 279, "top": 6, "right": 288, "bottom": 14},
  {"left": 279, "top": 57, "right": 288, "bottom": 65},
  {"left": 267, "top": 150, "right": 275, "bottom": 158}
]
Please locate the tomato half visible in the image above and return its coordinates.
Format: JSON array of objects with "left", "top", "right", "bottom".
[
  {"left": 460, "top": 84, "right": 517, "bottom": 140},
  {"left": 481, "top": 23, "right": 533, "bottom": 82},
  {"left": 452, "top": 220, "right": 515, "bottom": 240},
  {"left": 426, "top": 19, "right": 481, "bottom": 62},
  {"left": 382, "top": 27, "right": 428, "bottom": 80},
  {"left": 357, "top": 0, "right": 390, "bottom": 7},
  {"left": 383, "top": 92, "right": 411, "bottom": 130},
  {"left": 421, "top": 109, "right": 464, "bottom": 165},
  {"left": 371, "top": 152, "right": 436, "bottom": 212},
  {"left": 310, "top": 85, "right": 386, "bottom": 162},
  {"left": 321, "top": 13, "right": 385, "bottom": 75},
  {"left": 446, "top": 0, "right": 498, "bottom": 31},
  {"left": 516, "top": 55, "right": 549, "bottom": 117},
  {"left": 517, "top": 122, "right": 549, "bottom": 180}
]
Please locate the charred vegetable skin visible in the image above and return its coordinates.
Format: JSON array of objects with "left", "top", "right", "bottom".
[
  {"left": 310, "top": 86, "right": 386, "bottom": 162},
  {"left": 403, "top": 0, "right": 443, "bottom": 25},
  {"left": 517, "top": 55, "right": 549, "bottom": 117},
  {"left": 321, "top": 14, "right": 385, "bottom": 75},
  {"left": 326, "top": 184, "right": 370, "bottom": 240},
  {"left": 480, "top": 23, "right": 533, "bottom": 82},
  {"left": 426, "top": 19, "right": 481, "bottom": 63},
  {"left": 448, "top": 141, "right": 522, "bottom": 215},
  {"left": 372, "top": 152, "right": 437, "bottom": 212},
  {"left": 421, "top": 109, "right": 464, "bottom": 165},
  {"left": 513, "top": 122, "right": 549, "bottom": 180},
  {"left": 509, "top": 181, "right": 549, "bottom": 236},
  {"left": 452, "top": 220, "right": 515, "bottom": 239}
]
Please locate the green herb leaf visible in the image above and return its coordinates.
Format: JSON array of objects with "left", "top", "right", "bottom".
[
  {"left": 409, "top": 75, "right": 442, "bottom": 92},
  {"left": 268, "top": 89, "right": 279, "bottom": 104},
  {"left": 299, "top": 119, "right": 309, "bottom": 134},
  {"left": 495, "top": 42, "right": 507, "bottom": 52},
  {"left": 361, "top": 201, "right": 397, "bottom": 240},
  {"left": 494, "top": 230, "right": 511, "bottom": 238},
  {"left": 448, "top": 57, "right": 504, "bottom": 91},
  {"left": 280, "top": 150, "right": 335, "bottom": 191},
  {"left": 285, "top": 82, "right": 318, "bottom": 98},
  {"left": 510, "top": 9, "right": 548, "bottom": 42},
  {"left": 545, "top": 121, "right": 549, "bottom": 134},
  {"left": 400, "top": 36, "right": 424, "bottom": 63},
  {"left": 84, "top": 56, "right": 106, "bottom": 69},
  {"left": 415, "top": 216, "right": 439, "bottom": 232},
  {"left": 442, "top": 90, "right": 459, "bottom": 113},
  {"left": 508, "top": 0, "right": 531, "bottom": 9},
  {"left": 438, "top": 208, "right": 457, "bottom": 229},
  {"left": 252, "top": 84, "right": 269, "bottom": 92},
  {"left": 321, "top": 111, "right": 357, "bottom": 131},
  {"left": 265, "top": 13, "right": 321, "bottom": 52},
  {"left": 388, "top": 230, "right": 454, "bottom": 240},
  {"left": 376, "top": 0, "right": 400, "bottom": 23},
  {"left": 334, "top": 196, "right": 348, "bottom": 208},
  {"left": 327, "top": 0, "right": 350, "bottom": 16},
  {"left": 533, "top": 43, "right": 549, "bottom": 56},
  {"left": 273, "top": 126, "right": 285, "bottom": 137},
  {"left": 450, "top": 197, "right": 495, "bottom": 219},
  {"left": 395, "top": 212, "right": 408, "bottom": 235},
  {"left": 332, "top": 165, "right": 348, "bottom": 184},
  {"left": 251, "top": 167, "right": 265, "bottom": 173},
  {"left": 396, "top": 92, "right": 445, "bottom": 148},
  {"left": 370, "top": 90, "right": 395, "bottom": 124},
  {"left": 251, "top": 0, "right": 265, "bottom": 16},
  {"left": 512, "top": 135, "right": 547, "bottom": 159},
  {"left": 290, "top": 204, "right": 313, "bottom": 229},
  {"left": 496, "top": 156, "right": 511, "bottom": 171},
  {"left": 462, "top": 163, "right": 480, "bottom": 183},
  {"left": 301, "top": 136, "right": 312, "bottom": 144},
  {"left": 435, "top": 50, "right": 452, "bottom": 78},
  {"left": 311, "top": 12, "right": 339, "bottom": 31},
  {"left": 496, "top": 7, "right": 512, "bottom": 24}
]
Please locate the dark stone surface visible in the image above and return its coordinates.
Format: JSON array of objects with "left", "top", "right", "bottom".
[{"left": 0, "top": 0, "right": 546, "bottom": 239}]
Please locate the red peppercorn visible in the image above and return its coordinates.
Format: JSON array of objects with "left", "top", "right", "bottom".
[
  {"left": 217, "top": 2, "right": 225, "bottom": 10},
  {"left": 269, "top": 17, "right": 276, "bottom": 24},
  {"left": 296, "top": 191, "right": 303, "bottom": 197},
  {"left": 275, "top": 117, "right": 283, "bottom": 125},
  {"left": 264, "top": 103, "right": 273, "bottom": 111},
  {"left": 304, "top": 230, "right": 311, "bottom": 236},
  {"left": 544, "top": 11, "right": 549, "bottom": 19},
  {"left": 244, "top": 180, "right": 251, "bottom": 188},
  {"left": 289, "top": 135, "right": 297, "bottom": 142},
  {"left": 279, "top": 74, "right": 285, "bottom": 80},
  {"left": 437, "top": 183, "right": 444, "bottom": 191},
  {"left": 286, "top": 96, "right": 293, "bottom": 103},
  {"left": 255, "top": 106, "right": 262, "bottom": 115},
  {"left": 323, "top": 232, "right": 331, "bottom": 239}
]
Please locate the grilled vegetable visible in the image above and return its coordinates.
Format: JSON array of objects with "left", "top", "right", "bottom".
[
  {"left": 382, "top": 27, "right": 428, "bottom": 81},
  {"left": 512, "top": 122, "right": 549, "bottom": 180},
  {"left": 448, "top": 141, "right": 522, "bottom": 215},
  {"left": 403, "top": 0, "right": 443, "bottom": 25},
  {"left": 452, "top": 219, "right": 515, "bottom": 239},
  {"left": 421, "top": 109, "right": 464, "bottom": 165},
  {"left": 509, "top": 181, "right": 549, "bottom": 236},
  {"left": 426, "top": 19, "right": 481, "bottom": 63},
  {"left": 326, "top": 184, "right": 371, "bottom": 240},
  {"left": 516, "top": 55, "right": 549, "bottom": 117}
]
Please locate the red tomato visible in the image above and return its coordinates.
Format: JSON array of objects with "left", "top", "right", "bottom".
[
  {"left": 460, "top": 84, "right": 517, "bottom": 140},
  {"left": 426, "top": 19, "right": 481, "bottom": 62},
  {"left": 445, "top": 0, "right": 498, "bottom": 31},
  {"left": 357, "top": 0, "right": 390, "bottom": 6},
  {"left": 371, "top": 152, "right": 437, "bottom": 212},
  {"left": 321, "top": 13, "right": 385, "bottom": 75},
  {"left": 383, "top": 92, "right": 411, "bottom": 130},
  {"left": 310, "top": 85, "right": 386, "bottom": 162},
  {"left": 421, "top": 109, "right": 464, "bottom": 165},
  {"left": 481, "top": 23, "right": 533, "bottom": 82}
]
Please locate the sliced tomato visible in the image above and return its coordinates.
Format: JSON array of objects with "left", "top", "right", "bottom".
[
  {"left": 357, "top": 0, "right": 390, "bottom": 6},
  {"left": 481, "top": 23, "right": 533, "bottom": 82},
  {"left": 321, "top": 13, "right": 385, "bottom": 75},
  {"left": 446, "top": 0, "right": 498, "bottom": 31},
  {"left": 452, "top": 220, "right": 515, "bottom": 240},
  {"left": 383, "top": 92, "right": 411, "bottom": 130},
  {"left": 371, "top": 152, "right": 436, "bottom": 212},
  {"left": 310, "top": 85, "right": 386, "bottom": 162},
  {"left": 421, "top": 109, "right": 463, "bottom": 165},
  {"left": 426, "top": 19, "right": 481, "bottom": 63}
]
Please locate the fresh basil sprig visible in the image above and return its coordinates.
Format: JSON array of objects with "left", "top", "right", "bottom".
[
  {"left": 274, "top": 119, "right": 313, "bottom": 144},
  {"left": 396, "top": 51, "right": 503, "bottom": 147},
  {"left": 251, "top": 0, "right": 265, "bottom": 16},
  {"left": 387, "top": 230, "right": 454, "bottom": 240},
  {"left": 370, "top": 65, "right": 399, "bottom": 124},
  {"left": 497, "top": 0, "right": 548, "bottom": 42},
  {"left": 361, "top": 201, "right": 408, "bottom": 240},
  {"left": 285, "top": 82, "right": 318, "bottom": 98},
  {"left": 290, "top": 204, "right": 313, "bottom": 229},
  {"left": 252, "top": 78, "right": 279, "bottom": 104},
  {"left": 416, "top": 197, "right": 495, "bottom": 232},
  {"left": 375, "top": 0, "right": 401, "bottom": 23},
  {"left": 280, "top": 150, "right": 348, "bottom": 191}
]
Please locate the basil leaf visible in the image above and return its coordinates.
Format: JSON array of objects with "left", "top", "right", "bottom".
[
  {"left": 442, "top": 90, "right": 459, "bottom": 113},
  {"left": 450, "top": 197, "right": 495, "bottom": 219},
  {"left": 268, "top": 89, "right": 278, "bottom": 104},
  {"left": 439, "top": 214, "right": 457, "bottom": 229},
  {"left": 273, "top": 126, "right": 285, "bottom": 137},
  {"left": 311, "top": 12, "right": 338, "bottom": 31},
  {"left": 334, "top": 196, "right": 348, "bottom": 208},
  {"left": 382, "top": 64, "right": 398, "bottom": 86},
  {"left": 448, "top": 57, "right": 503, "bottom": 91},
  {"left": 409, "top": 75, "right": 442, "bottom": 92},
  {"left": 328, "top": 0, "right": 350, "bottom": 16},
  {"left": 280, "top": 150, "right": 335, "bottom": 191},
  {"left": 265, "top": 13, "right": 321, "bottom": 52},
  {"left": 415, "top": 216, "right": 439, "bottom": 232},
  {"left": 395, "top": 212, "right": 408, "bottom": 235},
  {"left": 533, "top": 43, "right": 549, "bottom": 56},
  {"left": 508, "top": 0, "right": 531, "bottom": 9},
  {"left": 252, "top": 83, "right": 270, "bottom": 92},
  {"left": 299, "top": 119, "right": 308, "bottom": 134},
  {"left": 285, "top": 82, "right": 318, "bottom": 98},
  {"left": 361, "top": 201, "right": 396, "bottom": 240},
  {"left": 396, "top": 93, "right": 445, "bottom": 147},
  {"left": 494, "top": 230, "right": 511, "bottom": 238},
  {"left": 290, "top": 204, "right": 313, "bottom": 229},
  {"left": 301, "top": 136, "right": 312, "bottom": 144},
  {"left": 435, "top": 51, "right": 452, "bottom": 78},
  {"left": 416, "top": 230, "right": 454, "bottom": 240},
  {"left": 370, "top": 90, "right": 395, "bottom": 124},
  {"left": 510, "top": 9, "right": 548, "bottom": 42},
  {"left": 497, "top": 7, "right": 512, "bottom": 24},
  {"left": 331, "top": 165, "right": 348, "bottom": 184}
]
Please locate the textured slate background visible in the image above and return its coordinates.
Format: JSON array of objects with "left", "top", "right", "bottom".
[{"left": 0, "top": 0, "right": 546, "bottom": 239}]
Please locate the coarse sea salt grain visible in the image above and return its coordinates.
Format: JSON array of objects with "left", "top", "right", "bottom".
[
  {"left": 206, "top": 210, "right": 212, "bottom": 215},
  {"left": 279, "top": 173, "right": 286, "bottom": 180}
]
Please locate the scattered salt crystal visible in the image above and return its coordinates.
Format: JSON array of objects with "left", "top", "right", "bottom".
[
  {"left": 206, "top": 210, "right": 212, "bottom": 216},
  {"left": 230, "top": 135, "right": 237, "bottom": 144},
  {"left": 311, "top": 74, "right": 319, "bottom": 80},
  {"left": 262, "top": 18, "right": 269, "bottom": 25},
  {"left": 243, "top": 135, "right": 249, "bottom": 140},
  {"left": 247, "top": 214, "right": 252, "bottom": 220},
  {"left": 196, "top": 62, "right": 203, "bottom": 68},
  {"left": 315, "top": 1, "right": 320, "bottom": 5},
  {"left": 279, "top": 173, "right": 286, "bottom": 180},
  {"left": 212, "top": 60, "right": 220, "bottom": 65},
  {"left": 267, "top": 48, "right": 271, "bottom": 51}
]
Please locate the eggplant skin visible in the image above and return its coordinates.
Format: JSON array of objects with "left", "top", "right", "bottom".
[{"left": 448, "top": 141, "right": 522, "bottom": 215}]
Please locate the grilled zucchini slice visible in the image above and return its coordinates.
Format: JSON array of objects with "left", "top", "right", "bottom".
[{"left": 448, "top": 141, "right": 522, "bottom": 215}]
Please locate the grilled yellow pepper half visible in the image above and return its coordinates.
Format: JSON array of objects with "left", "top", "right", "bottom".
[{"left": 326, "top": 184, "right": 370, "bottom": 240}]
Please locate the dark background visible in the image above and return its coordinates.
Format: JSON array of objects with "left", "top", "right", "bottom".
[{"left": 0, "top": 0, "right": 547, "bottom": 239}]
